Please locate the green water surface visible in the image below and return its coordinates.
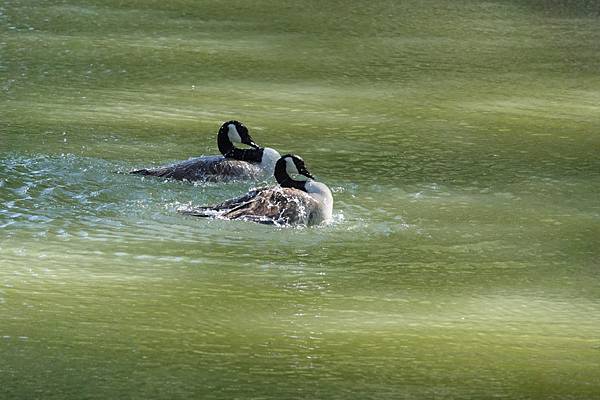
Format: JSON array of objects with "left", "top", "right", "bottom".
[{"left": 1, "top": 0, "right": 600, "bottom": 399}]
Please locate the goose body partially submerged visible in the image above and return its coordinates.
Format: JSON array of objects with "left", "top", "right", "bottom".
[
  {"left": 130, "top": 120, "right": 280, "bottom": 182},
  {"left": 180, "top": 154, "right": 333, "bottom": 226}
]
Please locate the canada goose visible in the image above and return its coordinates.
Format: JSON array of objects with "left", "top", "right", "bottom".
[
  {"left": 130, "top": 120, "right": 280, "bottom": 182},
  {"left": 180, "top": 154, "right": 333, "bottom": 226}
]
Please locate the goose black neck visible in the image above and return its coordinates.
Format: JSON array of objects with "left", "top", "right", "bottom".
[
  {"left": 217, "top": 130, "right": 234, "bottom": 156},
  {"left": 218, "top": 132, "right": 263, "bottom": 162},
  {"left": 275, "top": 161, "right": 307, "bottom": 191},
  {"left": 227, "top": 147, "right": 264, "bottom": 162}
]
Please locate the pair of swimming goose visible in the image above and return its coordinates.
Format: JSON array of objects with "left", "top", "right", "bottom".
[{"left": 130, "top": 120, "right": 333, "bottom": 226}]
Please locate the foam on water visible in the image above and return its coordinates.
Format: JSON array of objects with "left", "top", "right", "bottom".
[{"left": 0, "top": 153, "right": 402, "bottom": 248}]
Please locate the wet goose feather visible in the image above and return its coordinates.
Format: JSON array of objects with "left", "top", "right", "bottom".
[
  {"left": 179, "top": 154, "right": 333, "bottom": 226},
  {"left": 181, "top": 186, "right": 320, "bottom": 225},
  {"left": 131, "top": 156, "right": 264, "bottom": 182}
]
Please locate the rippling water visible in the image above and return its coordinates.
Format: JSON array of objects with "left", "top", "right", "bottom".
[{"left": 2, "top": 0, "right": 600, "bottom": 399}]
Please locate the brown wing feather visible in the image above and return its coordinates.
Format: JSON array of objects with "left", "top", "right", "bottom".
[
  {"left": 222, "top": 187, "right": 319, "bottom": 226},
  {"left": 177, "top": 188, "right": 266, "bottom": 217}
]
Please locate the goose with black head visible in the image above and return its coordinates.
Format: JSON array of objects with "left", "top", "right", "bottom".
[
  {"left": 180, "top": 154, "right": 333, "bottom": 226},
  {"left": 130, "top": 120, "right": 280, "bottom": 182}
]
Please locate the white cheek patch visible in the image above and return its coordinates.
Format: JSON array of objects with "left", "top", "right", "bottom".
[
  {"left": 285, "top": 157, "right": 298, "bottom": 177},
  {"left": 285, "top": 158, "right": 309, "bottom": 181},
  {"left": 227, "top": 124, "right": 242, "bottom": 143}
]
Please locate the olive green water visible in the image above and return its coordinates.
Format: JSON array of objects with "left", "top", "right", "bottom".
[{"left": 1, "top": 0, "right": 600, "bottom": 398}]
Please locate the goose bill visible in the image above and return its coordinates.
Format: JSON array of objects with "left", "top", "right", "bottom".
[
  {"left": 299, "top": 166, "right": 315, "bottom": 180},
  {"left": 243, "top": 137, "right": 260, "bottom": 149}
]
